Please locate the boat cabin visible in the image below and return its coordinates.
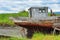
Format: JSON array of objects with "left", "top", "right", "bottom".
[{"left": 28, "top": 7, "right": 48, "bottom": 19}]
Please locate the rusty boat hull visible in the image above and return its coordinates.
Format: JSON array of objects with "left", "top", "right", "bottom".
[
  {"left": 11, "top": 16, "right": 58, "bottom": 28},
  {"left": 14, "top": 21, "right": 53, "bottom": 28}
]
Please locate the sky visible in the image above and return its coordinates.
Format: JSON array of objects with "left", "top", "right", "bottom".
[{"left": 0, "top": 0, "right": 60, "bottom": 13}]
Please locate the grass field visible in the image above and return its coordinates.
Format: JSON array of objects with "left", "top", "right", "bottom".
[
  {"left": 0, "top": 32, "right": 60, "bottom": 40},
  {"left": 0, "top": 11, "right": 28, "bottom": 25}
]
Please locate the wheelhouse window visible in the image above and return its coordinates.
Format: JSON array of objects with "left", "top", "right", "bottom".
[
  {"left": 39, "top": 9, "right": 42, "bottom": 13},
  {"left": 42, "top": 10, "right": 45, "bottom": 13},
  {"left": 38, "top": 9, "right": 46, "bottom": 13}
]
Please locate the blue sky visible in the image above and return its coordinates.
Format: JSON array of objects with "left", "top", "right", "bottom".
[{"left": 0, "top": 0, "right": 60, "bottom": 13}]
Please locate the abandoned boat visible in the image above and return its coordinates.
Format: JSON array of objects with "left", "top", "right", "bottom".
[{"left": 10, "top": 7, "right": 59, "bottom": 28}]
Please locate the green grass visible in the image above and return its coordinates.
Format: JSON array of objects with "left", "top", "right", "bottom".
[
  {"left": 0, "top": 33, "right": 60, "bottom": 40},
  {"left": 32, "top": 32, "right": 60, "bottom": 40},
  {"left": 0, "top": 36, "right": 28, "bottom": 40},
  {"left": 0, "top": 11, "right": 28, "bottom": 25}
]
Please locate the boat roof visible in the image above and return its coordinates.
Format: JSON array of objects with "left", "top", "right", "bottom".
[{"left": 28, "top": 7, "right": 48, "bottom": 10}]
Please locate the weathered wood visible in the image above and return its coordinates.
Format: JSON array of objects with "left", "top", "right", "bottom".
[
  {"left": 52, "top": 17, "right": 60, "bottom": 34},
  {"left": 0, "top": 27, "right": 27, "bottom": 37}
]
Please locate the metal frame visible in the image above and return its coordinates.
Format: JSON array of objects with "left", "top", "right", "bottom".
[{"left": 53, "top": 17, "right": 60, "bottom": 34}]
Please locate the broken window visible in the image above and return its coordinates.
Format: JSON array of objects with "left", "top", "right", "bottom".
[{"left": 38, "top": 9, "right": 46, "bottom": 13}]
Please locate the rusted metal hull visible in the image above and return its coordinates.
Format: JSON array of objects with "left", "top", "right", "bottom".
[{"left": 14, "top": 21, "right": 53, "bottom": 28}]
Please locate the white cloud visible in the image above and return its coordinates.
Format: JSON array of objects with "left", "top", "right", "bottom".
[
  {"left": 0, "top": 10, "right": 18, "bottom": 13},
  {"left": 0, "top": 0, "right": 60, "bottom": 13},
  {"left": 47, "top": 4, "right": 60, "bottom": 12},
  {"left": 0, "top": 10, "right": 5, "bottom": 13}
]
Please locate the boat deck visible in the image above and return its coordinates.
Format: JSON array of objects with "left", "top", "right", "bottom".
[{"left": 10, "top": 17, "right": 60, "bottom": 28}]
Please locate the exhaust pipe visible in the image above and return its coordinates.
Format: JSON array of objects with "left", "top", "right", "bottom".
[{"left": 50, "top": 9, "right": 56, "bottom": 16}]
